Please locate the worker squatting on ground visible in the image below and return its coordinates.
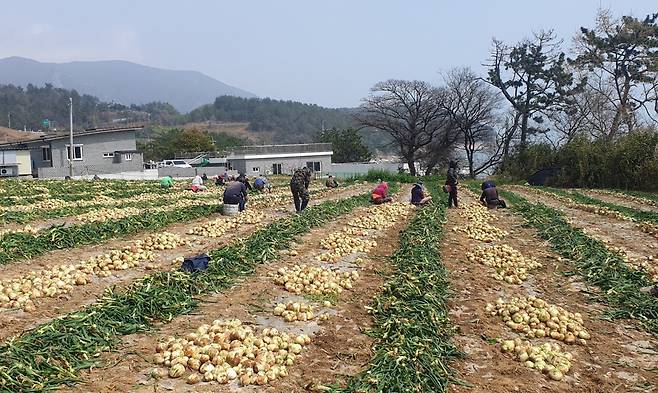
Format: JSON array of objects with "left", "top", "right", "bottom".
[
  {"left": 223, "top": 178, "right": 248, "bottom": 212},
  {"left": 290, "top": 167, "right": 312, "bottom": 212},
  {"left": 237, "top": 173, "right": 253, "bottom": 191},
  {"left": 191, "top": 174, "right": 207, "bottom": 192},
  {"left": 411, "top": 180, "right": 432, "bottom": 205},
  {"left": 159, "top": 176, "right": 173, "bottom": 188},
  {"left": 254, "top": 174, "right": 272, "bottom": 193},
  {"left": 371, "top": 181, "right": 392, "bottom": 204},
  {"left": 480, "top": 180, "right": 507, "bottom": 209},
  {"left": 445, "top": 160, "right": 459, "bottom": 208},
  {"left": 325, "top": 175, "right": 338, "bottom": 188}
]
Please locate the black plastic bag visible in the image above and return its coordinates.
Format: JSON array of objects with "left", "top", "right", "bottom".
[{"left": 181, "top": 253, "right": 211, "bottom": 273}]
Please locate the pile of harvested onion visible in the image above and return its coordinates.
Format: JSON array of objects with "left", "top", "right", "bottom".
[
  {"left": 0, "top": 225, "right": 39, "bottom": 238},
  {"left": 187, "top": 210, "right": 265, "bottom": 238},
  {"left": 152, "top": 319, "right": 310, "bottom": 386},
  {"left": 347, "top": 202, "right": 413, "bottom": 230},
  {"left": 466, "top": 244, "right": 542, "bottom": 284},
  {"left": 273, "top": 301, "right": 329, "bottom": 322},
  {"left": 486, "top": 296, "right": 590, "bottom": 344},
  {"left": 458, "top": 202, "right": 495, "bottom": 222},
  {"left": 638, "top": 222, "right": 658, "bottom": 239},
  {"left": 501, "top": 338, "right": 572, "bottom": 380},
  {"left": 317, "top": 232, "right": 376, "bottom": 262},
  {"left": 452, "top": 222, "right": 508, "bottom": 242},
  {"left": 75, "top": 206, "right": 142, "bottom": 223},
  {"left": 272, "top": 265, "right": 357, "bottom": 295},
  {"left": 0, "top": 232, "right": 188, "bottom": 310}
]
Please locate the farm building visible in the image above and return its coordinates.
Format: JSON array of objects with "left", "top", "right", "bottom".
[
  {"left": 225, "top": 143, "right": 333, "bottom": 177},
  {"left": 0, "top": 126, "right": 145, "bottom": 178},
  {"left": 0, "top": 148, "right": 32, "bottom": 177}
]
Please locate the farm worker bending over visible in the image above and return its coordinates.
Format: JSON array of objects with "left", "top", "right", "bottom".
[
  {"left": 254, "top": 175, "right": 271, "bottom": 193},
  {"left": 191, "top": 174, "right": 207, "bottom": 192},
  {"left": 325, "top": 175, "right": 338, "bottom": 188},
  {"left": 445, "top": 160, "right": 459, "bottom": 208},
  {"left": 237, "top": 173, "right": 253, "bottom": 191},
  {"left": 410, "top": 180, "right": 432, "bottom": 205},
  {"left": 480, "top": 180, "right": 506, "bottom": 209},
  {"left": 223, "top": 179, "right": 248, "bottom": 212},
  {"left": 290, "top": 167, "right": 312, "bottom": 212},
  {"left": 371, "top": 181, "right": 392, "bottom": 204},
  {"left": 160, "top": 176, "right": 173, "bottom": 188}
]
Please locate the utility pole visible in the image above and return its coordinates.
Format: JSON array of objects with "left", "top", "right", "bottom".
[
  {"left": 7, "top": 112, "right": 10, "bottom": 129},
  {"left": 69, "top": 97, "right": 74, "bottom": 178}
]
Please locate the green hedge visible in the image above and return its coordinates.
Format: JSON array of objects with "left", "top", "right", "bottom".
[{"left": 498, "top": 130, "right": 658, "bottom": 191}]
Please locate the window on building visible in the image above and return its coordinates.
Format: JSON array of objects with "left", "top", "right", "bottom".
[
  {"left": 103, "top": 152, "right": 115, "bottom": 158},
  {"left": 41, "top": 146, "right": 52, "bottom": 161},
  {"left": 66, "top": 144, "right": 83, "bottom": 161},
  {"left": 252, "top": 167, "right": 260, "bottom": 173},
  {"left": 306, "top": 161, "right": 321, "bottom": 172},
  {"left": 124, "top": 153, "right": 133, "bottom": 161},
  {"left": 272, "top": 163, "right": 282, "bottom": 175}
]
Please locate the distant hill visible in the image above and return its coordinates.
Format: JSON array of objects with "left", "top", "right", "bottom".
[
  {"left": 0, "top": 80, "right": 395, "bottom": 153},
  {"left": 0, "top": 57, "right": 255, "bottom": 112},
  {"left": 0, "top": 126, "right": 43, "bottom": 143},
  {"left": 188, "top": 96, "right": 357, "bottom": 143}
]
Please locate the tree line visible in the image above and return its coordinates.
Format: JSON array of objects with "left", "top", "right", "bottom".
[
  {"left": 0, "top": 84, "right": 359, "bottom": 143},
  {"left": 0, "top": 83, "right": 187, "bottom": 131},
  {"left": 358, "top": 10, "right": 658, "bottom": 181}
]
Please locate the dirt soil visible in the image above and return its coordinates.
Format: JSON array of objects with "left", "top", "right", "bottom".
[
  {"left": 59, "top": 186, "right": 413, "bottom": 393},
  {"left": 578, "top": 190, "right": 658, "bottom": 214},
  {"left": 0, "top": 184, "right": 371, "bottom": 343},
  {"left": 444, "top": 190, "right": 658, "bottom": 393},
  {"left": 508, "top": 186, "right": 658, "bottom": 262}
]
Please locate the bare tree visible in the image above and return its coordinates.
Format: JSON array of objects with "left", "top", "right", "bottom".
[
  {"left": 416, "top": 118, "right": 461, "bottom": 176},
  {"left": 546, "top": 80, "right": 617, "bottom": 145},
  {"left": 440, "top": 68, "right": 502, "bottom": 178},
  {"left": 357, "top": 80, "right": 448, "bottom": 175}
]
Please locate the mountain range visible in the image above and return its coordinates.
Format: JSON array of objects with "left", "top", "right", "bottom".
[{"left": 0, "top": 57, "right": 255, "bottom": 112}]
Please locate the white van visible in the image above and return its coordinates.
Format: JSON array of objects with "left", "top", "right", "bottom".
[{"left": 159, "top": 160, "right": 192, "bottom": 168}]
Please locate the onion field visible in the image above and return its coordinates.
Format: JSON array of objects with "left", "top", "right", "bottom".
[{"left": 0, "top": 178, "right": 656, "bottom": 392}]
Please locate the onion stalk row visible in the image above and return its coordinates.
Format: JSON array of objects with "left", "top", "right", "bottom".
[
  {"left": 0, "top": 190, "right": 375, "bottom": 392},
  {"left": 335, "top": 181, "right": 460, "bottom": 393},
  {"left": 499, "top": 189, "right": 658, "bottom": 335}
]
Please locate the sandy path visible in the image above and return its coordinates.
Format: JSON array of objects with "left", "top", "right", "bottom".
[
  {"left": 0, "top": 185, "right": 371, "bottom": 343},
  {"left": 60, "top": 186, "right": 415, "bottom": 393},
  {"left": 444, "top": 191, "right": 658, "bottom": 393}
]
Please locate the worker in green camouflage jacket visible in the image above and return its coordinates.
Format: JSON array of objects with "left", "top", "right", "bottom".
[{"left": 290, "top": 167, "right": 311, "bottom": 212}]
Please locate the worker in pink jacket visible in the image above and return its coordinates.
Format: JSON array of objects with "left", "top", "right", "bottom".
[{"left": 371, "top": 181, "right": 393, "bottom": 204}]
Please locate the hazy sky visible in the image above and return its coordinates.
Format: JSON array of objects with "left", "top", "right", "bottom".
[{"left": 1, "top": 1, "right": 656, "bottom": 108}]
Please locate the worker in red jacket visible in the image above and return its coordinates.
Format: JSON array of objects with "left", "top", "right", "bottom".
[{"left": 371, "top": 181, "right": 392, "bottom": 204}]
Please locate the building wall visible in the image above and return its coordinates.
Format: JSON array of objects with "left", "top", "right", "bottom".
[
  {"left": 0, "top": 150, "right": 32, "bottom": 176},
  {"left": 29, "top": 144, "right": 51, "bottom": 176},
  {"left": 15, "top": 150, "right": 31, "bottom": 175},
  {"left": 0, "top": 150, "right": 16, "bottom": 165},
  {"left": 330, "top": 162, "right": 401, "bottom": 178},
  {"left": 157, "top": 167, "right": 199, "bottom": 178},
  {"left": 48, "top": 130, "right": 137, "bottom": 169},
  {"left": 37, "top": 156, "right": 144, "bottom": 178},
  {"left": 230, "top": 155, "right": 332, "bottom": 177},
  {"left": 30, "top": 130, "right": 143, "bottom": 178}
]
